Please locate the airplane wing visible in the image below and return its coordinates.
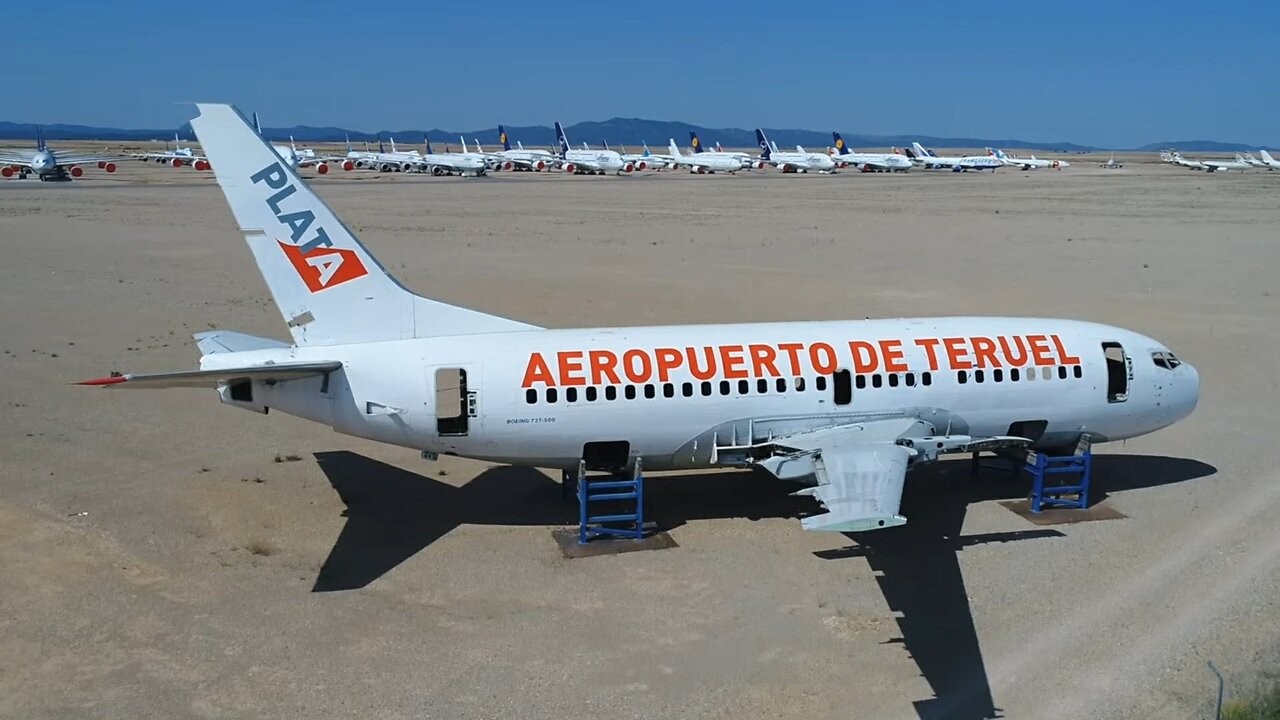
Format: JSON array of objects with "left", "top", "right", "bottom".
[
  {"left": 758, "top": 418, "right": 1032, "bottom": 532},
  {"left": 50, "top": 150, "right": 129, "bottom": 165},
  {"left": 0, "top": 149, "right": 38, "bottom": 163},
  {"left": 76, "top": 361, "right": 343, "bottom": 389}
]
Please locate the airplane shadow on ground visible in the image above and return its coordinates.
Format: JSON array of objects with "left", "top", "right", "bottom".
[
  {"left": 814, "top": 454, "right": 1217, "bottom": 720},
  {"left": 311, "top": 450, "right": 1214, "bottom": 720},
  {"left": 310, "top": 451, "right": 810, "bottom": 592}
]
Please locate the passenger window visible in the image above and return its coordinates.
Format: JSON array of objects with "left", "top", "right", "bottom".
[
  {"left": 663, "top": 383, "right": 675, "bottom": 398},
  {"left": 993, "top": 369, "right": 1003, "bottom": 383},
  {"left": 586, "top": 386, "right": 598, "bottom": 402},
  {"left": 975, "top": 370, "right": 984, "bottom": 384},
  {"left": 888, "top": 374, "right": 899, "bottom": 387},
  {"left": 872, "top": 374, "right": 883, "bottom": 388},
  {"left": 1058, "top": 366, "right": 1067, "bottom": 380},
  {"left": 922, "top": 372, "right": 932, "bottom": 386},
  {"left": 856, "top": 374, "right": 867, "bottom": 390},
  {"left": 1073, "top": 365, "right": 1082, "bottom": 379},
  {"left": 776, "top": 378, "right": 786, "bottom": 392},
  {"left": 795, "top": 377, "right": 806, "bottom": 391},
  {"left": 1027, "top": 368, "right": 1035, "bottom": 382},
  {"left": 643, "top": 384, "right": 655, "bottom": 399},
  {"left": 605, "top": 386, "right": 617, "bottom": 400},
  {"left": 833, "top": 369, "right": 852, "bottom": 405},
  {"left": 958, "top": 370, "right": 968, "bottom": 384},
  {"left": 905, "top": 372, "right": 916, "bottom": 387},
  {"left": 757, "top": 379, "right": 767, "bottom": 394},
  {"left": 625, "top": 385, "right": 637, "bottom": 400},
  {"left": 547, "top": 388, "right": 558, "bottom": 403},
  {"left": 816, "top": 376, "right": 828, "bottom": 391},
  {"left": 1041, "top": 367, "right": 1052, "bottom": 380},
  {"left": 1011, "top": 368, "right": 1020, "bottom": 381},
  {"left": 566, "top": 387, "right": 577, "bottom": 403},
  {"left": 701, "top": 381, "right": 712, "bottom": 396},
  {"left": 681, "top": 382, "right": 693, "bottom": 397},
  {"left": 738, "top": 379, "right": 749, "bottom": 395},
  {"left": 525, "top": 388, "right": 537, "bottom": 404},
  {"left": 719, "top": 380, "right": 730, "bottom": 395}
]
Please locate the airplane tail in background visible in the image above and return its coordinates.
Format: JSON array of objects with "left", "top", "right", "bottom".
[
  {"left": 187, "top": 104, "right": 538, "bottom": 348},
  {"left": 36, "top": 127, "right": 45, "bottom": 151},
  {"left": 641, "top": 142, "right": 652, "bottom": 157},
  {"left": 690, "top": 131, "right": 705, "bottom": 153},
  {"left": 423, "top": 136, "right": 433, "bottom": 155},
  {"left": 714, "top": 141, "right": 724, "bottom": 152},
  {"left": 1261, "top": 149, "right": 1277, "bottom": 164},
  {"left": 498, "top": 125, "right": 513, "bottom": 152},
  {"left": 912, "top": 142, "right": 935, "bottom": 158},
  {"left": 755, "top": 128, "right": 772, "bottom": 159},
  {"left": 832, "top": 132, "right": 851, "bottom": 156},
  {"left": 554, "top": 122, "right": 571, "bottom": 156},
  {"left": 602, "top": 140, "right": 612, "bottom": 152},
  {"left": 345, "top": 134, "right": 353, "bottom": 153},
  {"left": 668, "top": 138, "right": 685, "bottom": 159},
  {"left": 377, "top": 137, "right": 386, "bottom": 154}
]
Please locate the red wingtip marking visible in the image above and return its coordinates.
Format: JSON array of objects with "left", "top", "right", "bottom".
[{"left": 76, "top": 376, "right": 128, "bottom": 386}]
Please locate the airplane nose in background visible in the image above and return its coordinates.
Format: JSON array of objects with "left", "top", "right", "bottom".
[{"left": 1175, "top": 363, "right": 1201, "bottom": 421}]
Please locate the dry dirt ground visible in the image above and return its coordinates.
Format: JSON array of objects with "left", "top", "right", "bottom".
[{"left": 0, "top": 157, "right": 1277, "bottom": 720}]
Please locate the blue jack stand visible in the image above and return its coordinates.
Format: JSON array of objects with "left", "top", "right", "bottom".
[
  {"left": 575, "top": 458, "right": 645, "bottom": 544},
  {"left": 1024, "top": 435, "right": 1093, "bottom": 512}
]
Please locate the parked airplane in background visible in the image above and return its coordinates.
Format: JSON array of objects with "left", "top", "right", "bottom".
[
  {"left": 666, "top": 138, "right": 741, "bottom": 173},
  {"left": 831, "top": 132, "right": 912, "bottom": 172},
  {"left": 609, "top": 143, "right": 669, "bottom": 170},
  {"left": 755, "top": 129, "right": 836, "bottom": 173},
  {"left": 1200, "top": 154, "right": 1251, "bottom": 173},
  {"left": 490, "top": 125, "right": 555, "bottom": 171},
  {"left": 1100, "top": 154, "right": 1123, "bottom": 169},
  {"left": 1240, "top": 152, "right": 1267, "bottom": 169},
  {"left": 554, "top": 122, "right": 630, "bottom": 174},
  {"left": 691, "top": 132, "right": 752, "bottom": 169},
  {"left": 133, "top": 133, "right": 209, "bottom": 169},
  {"left": 1258, "top": 150, "right": 1280, "bottom": 170},
  {"left": 0, "top": 128, "right": 121, "bottom": 180},
  {"left": 81, "top": 103, "right": 1200, "bottom": 537},
  {"left": 988, "top": 148, "right": 1068, "bottom": 170},
  {"left": 420, "top": 136, "right": 488, "bottom": 176},
  {"left": 907, "top": 142, "right": 1003, "bottom": 171}
]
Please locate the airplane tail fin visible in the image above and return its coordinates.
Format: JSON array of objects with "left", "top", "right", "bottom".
[
  {"left": 377, "top": 137, "right": 386, "bottom": 154},
  {"left": 188, "top": 104, "right": 538, "bottom": 347},
  {"left": 668, "top": 138, "right": 683, "bottom": 159},
  {"left": 498, "top": 125, "right": 512, "bottom": 152},
  {"left": 1261, "top": 149, "right": 1276, "bottom": 164},
  {"left": 602, "top": 140, "right": 611, "bottom": 152},
  {"left": 689, "top": 131, "right": 704, "bottom": 153},
  {"left": 832, "top": 131, "right": 850, "bottom": 155},
  {"left": 714, "top": 141, "right": 724, "bottom": 152},
  {"left": 36, "top": 127, "right": 45, "bottom": 151},
  {"left": 422, "top": 135, "right": 432, "bottom": 155},
  {"left": 345, "top": 133, "right": 353, "bottom": 153},
  {"left": 912, "top": 141, "right": 929, "bottom": 157},
  {"left": 755, "top": 129, "right": 771, "bottom": 159},
  {"left": 554, "top": 122, "right": 571, "bottom": 156}
]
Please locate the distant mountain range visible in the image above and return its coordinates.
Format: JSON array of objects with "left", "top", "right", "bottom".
[{"left": 0, "top": 118, "right": 1265, "bottom": 152}]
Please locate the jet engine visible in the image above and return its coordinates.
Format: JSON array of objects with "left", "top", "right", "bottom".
[
  {"left": 562, "top": 163, "right": 576, "bottom": 174},
  {"left": 624, "top": 162, "right": 634, "bottom": 172},
  {"left": 1, "top": 167, "right": 12, "bottom": 178},
  {"left": 171, "top": 158, "right": 183, "bottom": 168},
  {"left": 104, "top": 162, "right": 117, "bottom": 173},
  {"left": 69, "top": 166, "right": 83, "bottom": 177},
  {"left": 342, "top": 160, "right": 354, "bottom": 171},
  {"left": 533, "top": 160, "right": 546, "bottom": 171},
  {"left": 635, "top": 161, "right": 647, "bottom": 171},
  {"left": 315, "top": 163, "right": 329, "bottom": 174},
  {"left": 503, "top": 161, "right": 515, "bottom": 171}
]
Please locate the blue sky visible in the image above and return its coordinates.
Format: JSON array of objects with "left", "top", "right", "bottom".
[{"left": 6, "top": 0, "right": 1277, "bottom": 147}]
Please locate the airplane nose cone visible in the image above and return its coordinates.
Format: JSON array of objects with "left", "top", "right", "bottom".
[{"left": 1173, "top": 362, "right": 1200, "bottom": 422}]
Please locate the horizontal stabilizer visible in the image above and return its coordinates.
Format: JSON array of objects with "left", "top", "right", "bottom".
[
  {"left": 194, "top": 330, "right": 289, "bottom": 355},
  {"left": 76, "top": 361, "right": 342, "bottom": 389}
]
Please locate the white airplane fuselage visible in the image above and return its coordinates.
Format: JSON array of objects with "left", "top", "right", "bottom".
[
  {"left": 837, "top": 151, "right": 913, "bottom": 172},
  {"left": 561, "top": 149, "right": 627, "bottom": 173},
  {"left": 210, "top": 317, "right": 1198, "bottom": 471}
]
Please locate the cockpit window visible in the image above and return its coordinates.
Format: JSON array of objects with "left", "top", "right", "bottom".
[{"left": 1152, "top": 351, "right": 1181, "bottom": 370}]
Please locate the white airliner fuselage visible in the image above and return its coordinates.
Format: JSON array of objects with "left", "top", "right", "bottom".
[
  {"left": 83, "top": 105, "right": 1200, "bottom": 536},
  {"left": 208, "top": 318, "right": 1198, "bottom": 472}
]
